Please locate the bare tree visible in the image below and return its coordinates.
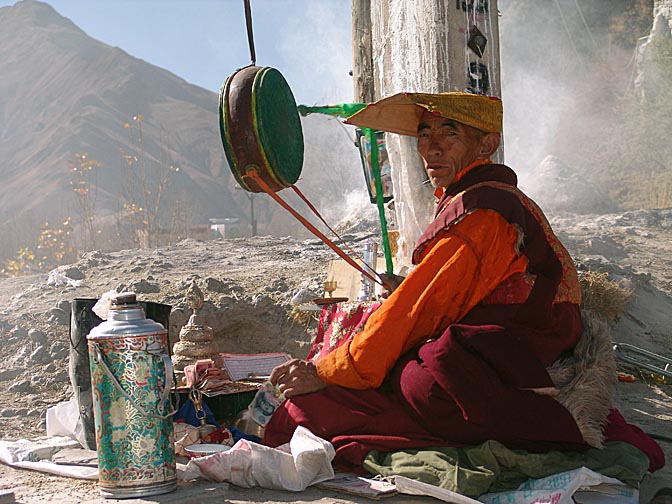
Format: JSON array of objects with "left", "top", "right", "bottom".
[
  {"left": 68, "top": 152, "right": 101, "bottom": 252},
  {"left": 119, "top": 115, "right": 179, "bottom": 248}
]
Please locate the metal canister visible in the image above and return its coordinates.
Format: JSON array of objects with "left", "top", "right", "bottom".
[
  {"left": 87, "top": 292, "right": 176, "bottom": 499},
  {"left": 357, "top": 240, "right": 378, "bottom": 302}
]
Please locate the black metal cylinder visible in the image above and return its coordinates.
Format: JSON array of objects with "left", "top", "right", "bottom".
[{"left": 69, "top": 298, "right": 171, "bottom": 450}]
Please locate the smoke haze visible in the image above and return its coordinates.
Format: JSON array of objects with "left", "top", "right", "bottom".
[{"left": 499, "top": 0, "right": 664, "bottom": 213}]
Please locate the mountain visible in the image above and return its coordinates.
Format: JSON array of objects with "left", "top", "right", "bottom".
[
  {"left": 0, "top": 0, "right": 370, "bottom": 262},
  {"left": 0, "top": 0, "right": 244, "bottom": 255}
]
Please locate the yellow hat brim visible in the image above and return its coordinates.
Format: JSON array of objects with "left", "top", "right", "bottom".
[{"left": 345, "top": 92, "right": 502, "bottom": 136}]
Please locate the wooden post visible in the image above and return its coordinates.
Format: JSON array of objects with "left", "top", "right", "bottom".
[{"left": 352, "top": 0, "right": 375, "bottom": 103}]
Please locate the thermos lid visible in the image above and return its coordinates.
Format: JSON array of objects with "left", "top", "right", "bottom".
[{"left": 111, "top": 292, "right": 139, "bottom": 308}]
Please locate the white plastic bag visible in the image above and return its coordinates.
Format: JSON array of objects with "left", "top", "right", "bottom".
[
  {"left": 91, "top": 289, "right": 119, "bottom": 320},
  {"left": 45, "top": 398, "right": 87, "bottom": 448},
  {"left": 186, "top": 426, "right": 335, "bottom": 491},
  {"left": 479, "top": 467, "right": 638, "bottom": 504}
]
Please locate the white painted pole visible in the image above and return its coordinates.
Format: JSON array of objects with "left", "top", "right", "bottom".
[{"left": 367, "top": 0, "right": 502, "bottom": 271}]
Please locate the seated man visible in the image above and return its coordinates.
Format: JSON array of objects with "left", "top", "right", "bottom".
[{"left": 262, "top": 92, "right": 664, "bottom": 471}]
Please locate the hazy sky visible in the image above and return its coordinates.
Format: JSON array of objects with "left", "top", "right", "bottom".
[
  {"left": 0, "top": 0, "right": 354, "bottom": 105},
  {"left": 2, "top": 0, "right": 608, "bottom": 181}
]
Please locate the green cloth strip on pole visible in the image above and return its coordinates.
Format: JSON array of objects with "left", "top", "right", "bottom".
[
  {"left": 365, "top": 128, "right": 394, "bottom": 276},
  {"left": 297, "top": 103, "right": 366, "bottom": 119},
  {"left": 297, "top": 102, "right": 394, "bottom": 275}
]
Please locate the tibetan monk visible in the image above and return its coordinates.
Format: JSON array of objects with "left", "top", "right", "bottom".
[{"left": 262, "top": 92, "right": 664, "bottom": 471}]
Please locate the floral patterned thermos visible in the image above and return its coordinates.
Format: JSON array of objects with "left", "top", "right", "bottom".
[{"left": 87, "top": 292, "right": 176, "bottom": 498}]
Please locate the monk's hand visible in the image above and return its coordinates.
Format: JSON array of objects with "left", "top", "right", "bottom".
[
  {"left": 269, "top": 359, "right": 327, "bottom": 399},
  {"left": 379, "top": 272, "right": 405, "bottom": 298}
]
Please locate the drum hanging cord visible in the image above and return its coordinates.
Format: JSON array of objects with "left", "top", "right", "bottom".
[
  {"left": 244, "top": 169, "right": 383, "bottom": 286},
  {"left": 290, "top": 184, "right": 362, "bottom": 261},
  {"left": 235, "top": 6, "right": 382, "bottom": 287},
  {"left": 243, "top": 0, "right": 256, "bottom": 65}
]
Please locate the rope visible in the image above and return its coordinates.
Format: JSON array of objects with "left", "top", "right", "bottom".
[
  {"left": 243, "top": 0, "right": 256, "bottom": 65},
  {"left": 290, "top": 185, "right": 362, "bottom": 261},
  {"left": 573, "top": 0, "right": 597, "bottom": 50},
  {"left": 244, "top": 169, "right": 383, "bottom": 286},
  {"left": 553, "top": 0, "right": 586, "bottom": 69}
]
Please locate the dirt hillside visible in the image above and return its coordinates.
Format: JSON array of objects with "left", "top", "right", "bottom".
[{"left": 0, "top": 212, "right": 671, "bottom": 503}]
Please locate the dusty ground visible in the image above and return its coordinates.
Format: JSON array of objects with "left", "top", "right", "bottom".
[
  {"left": 0, "top": 211, "right": 671, "bottom": 503},
  {"left": 0, "top": 465, "right": 445, "bottom": 504}
]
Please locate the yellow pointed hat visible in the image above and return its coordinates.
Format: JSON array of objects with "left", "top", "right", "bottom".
[{"left": 345, "top": 91, "right": 503, "bottom": 136}]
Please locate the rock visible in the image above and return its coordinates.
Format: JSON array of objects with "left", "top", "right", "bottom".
[
  {"left": 252, "top": 294, "right": 274, "bottom": 312},
  {"left": 47, "top": 307, "right": 69, "bottom": 325},
  {"left": 80, "top": 257, "right": 99, "bottom": 268},
  {"left": 52, "top": 369, "right": 70, "bottom": 383},
  {"left": 50, "top": 342, "right": 68, "bottom": 360},
  {"left": 266, "top": 278, "right": 289, "bottom": 293},
  {"left": 47, "top": 267, "right": 84, "bottom": 287},
  {"left": 28, "top": 329, "right": 48, "bottom": 345},
  {"left": 0, "top": 368, "right": 21, "bottom": 381},
  {"left": 62, "top": 267, "right": 84, "bottom": 280},
  {"left": 585, "top": 236, "right": 628, "bottom": 260},
  {"left": 150, "top": 260, "right": 173, "bottom": 270},
  {"left": 17, "top": 345, "right": 32, "bottom": 360},
  {"left": 175, "top": 279, "right": 194, "bottom": 291},
  {"left": 204, "top": 277, "right": 229, "bottom": 293},
  {"left": 8, "top": 380, "right": 32, "bottom": 393},
  {"left": 29, "top": 345, "right": 48, "bottom": 364},
  {"left": 129, "top": 279, "right": 161, "bottom": 293},
  {"left": 9, "top": 325, "right": 27, "bottom": 339},
  {"left": 57, "top": 299, "right": 71, "bottom": 312},
  {"left": 30, "top": 374, "right": 46, "bottom": 387},
  {"left": 218, "top": 296, "right": 236, "bottom": 309}
]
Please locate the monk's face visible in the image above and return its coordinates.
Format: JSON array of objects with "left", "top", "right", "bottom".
[{"left": 416, "top": 110, "right": 498, "bottom": 189}]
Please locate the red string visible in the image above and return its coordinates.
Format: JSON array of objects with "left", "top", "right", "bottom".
[
  {"left": 245, "top": 170, "right": 382, "bottom": 286},
  {"left": 290, "top": 185, "right": 362, "bottom": 261}
]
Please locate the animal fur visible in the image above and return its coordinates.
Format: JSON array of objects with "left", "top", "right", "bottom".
[{"left": 546, "top": 310, "right": 617, "bottom": 448}]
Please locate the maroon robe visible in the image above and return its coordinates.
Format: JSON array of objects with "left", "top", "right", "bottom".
[{"left": 263, "top": 164, "right": 664, "bottom": 472}]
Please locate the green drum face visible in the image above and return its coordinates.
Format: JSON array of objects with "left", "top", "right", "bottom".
[
  {"left": 89, "top": 331, "right": 176, "bottom": 498},
  {"left": 253, "top": 68, "right": 303, "bottom": 187},
  {"left": 220, "top": 66, "right": 304, "bottom": 193}
]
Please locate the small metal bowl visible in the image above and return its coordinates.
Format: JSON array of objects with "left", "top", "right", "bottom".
[{"left": 184, "top": 443, "right": 231, "bottom": 458}]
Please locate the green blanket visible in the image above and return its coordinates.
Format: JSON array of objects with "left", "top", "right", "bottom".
[{"left": 363, "top": 441, "right": 648, "bottom": 498}]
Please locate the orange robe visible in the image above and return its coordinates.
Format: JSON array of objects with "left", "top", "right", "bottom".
[
  {"left": 316, "top": 209, "right": 528, "bottom": 389},
  {"left": 263, "top": 161, "right": 595, "bottom": 466}
]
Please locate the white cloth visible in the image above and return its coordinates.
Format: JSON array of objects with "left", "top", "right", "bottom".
[
  {"left": 0, "top": 436, "right": 98, "bottom": 480},
  {"left": 186, "top": 426, "right": 335, "bottom": 491}
]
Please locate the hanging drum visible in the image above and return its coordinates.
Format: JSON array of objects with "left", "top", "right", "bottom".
[{"left": 219, "top": 66, "right": 304, "bottom": 192}]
